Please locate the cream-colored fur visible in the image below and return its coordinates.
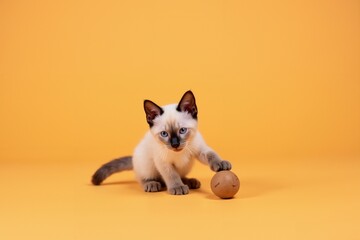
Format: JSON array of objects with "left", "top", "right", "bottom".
[{"left": 133, "top": 103, "right": 230, "bottom": 195}]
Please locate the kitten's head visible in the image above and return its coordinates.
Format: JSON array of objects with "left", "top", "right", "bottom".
[{"left": 143, "top": 90, "right": 198, "bottom": 152}]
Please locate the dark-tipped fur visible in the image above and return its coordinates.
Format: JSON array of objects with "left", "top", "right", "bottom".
[
  {"left": 92, "top": 156, "right": 133, "bottom": 185},
  {"left": 176, "top": 90, "right": 198, "bottom": 119},
  {"left": 144, "top": 100, "right": 164, "bottom": 127}
]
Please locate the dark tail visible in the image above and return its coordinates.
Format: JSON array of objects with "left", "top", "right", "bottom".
[{"left": 91, "top": 156, "right": 133, "bottom": 185}]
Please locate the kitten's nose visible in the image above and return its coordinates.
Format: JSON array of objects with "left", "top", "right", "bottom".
[{"left": 170, "top": 137, "right": 180, "bottom": 148}]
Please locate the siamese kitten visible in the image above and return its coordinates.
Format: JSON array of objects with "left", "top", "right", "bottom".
[{"left": 92, "top": 90, "right": 232, "bottom": 195}]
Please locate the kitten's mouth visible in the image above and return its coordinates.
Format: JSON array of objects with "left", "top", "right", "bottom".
[{"left": 172, "top": 148, "right": 183, "bottom": 152}]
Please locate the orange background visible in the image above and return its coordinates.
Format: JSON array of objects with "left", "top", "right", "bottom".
[{"left": 0, "top": 1, "right": 359, "bottom": 240}]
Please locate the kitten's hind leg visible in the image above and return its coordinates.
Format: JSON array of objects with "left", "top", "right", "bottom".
[
  {"left": 142, "top": 179, "right": 164, "bottom": 192},
  {"left": 182, "top": 178, "right": 201, "bottom": 189}
]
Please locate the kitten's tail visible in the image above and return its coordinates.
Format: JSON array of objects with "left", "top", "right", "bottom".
[{"left": 91, "top": 156, "right": 133, "bottom": 185}]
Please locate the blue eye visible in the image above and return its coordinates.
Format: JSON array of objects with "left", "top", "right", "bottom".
[
  {"left": 179, "top": 128, "right": 187, "bottom": 134},
  {"left": 160, "top": 131, "right": 168, "bottom": 137}
]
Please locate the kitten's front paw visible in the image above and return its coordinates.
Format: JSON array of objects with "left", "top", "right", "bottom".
[
  {"left": 211, "top": 160, "right": 232, "bottom": 172},
  {"left": 143, "top": 181, "right": 162, "bottom": 192},
  {"left": 168, "top": 185, "right": 189, "bottom": 195}
]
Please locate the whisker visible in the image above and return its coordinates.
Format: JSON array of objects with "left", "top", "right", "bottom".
[{"left": 184, "top": 143, "right": 196, "bottom": 157}]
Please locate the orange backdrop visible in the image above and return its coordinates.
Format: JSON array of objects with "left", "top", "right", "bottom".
[
  {"left": 0, "top": 1, "right": 359, "bottom": 240},
  {"left": 0, "top": 1, "right": 359, "bottom": 164}
]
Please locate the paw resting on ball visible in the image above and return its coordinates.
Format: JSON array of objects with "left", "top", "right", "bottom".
[{"left": 210, "top": 160, "right": 232, "bottom": 172}]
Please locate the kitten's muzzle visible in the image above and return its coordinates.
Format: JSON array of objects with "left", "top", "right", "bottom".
[{"left": 170, "top": 136, "right": 180, "bottom": 149}]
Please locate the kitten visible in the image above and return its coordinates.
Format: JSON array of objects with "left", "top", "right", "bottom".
[{"left": 91, "top": 90, "right": 232, "bottom": 195}]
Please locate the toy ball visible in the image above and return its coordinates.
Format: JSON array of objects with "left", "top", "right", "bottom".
[{"left": 210, "top": 170, "right": 240, "bottom": 199}]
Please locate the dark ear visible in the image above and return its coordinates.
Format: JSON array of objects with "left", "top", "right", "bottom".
[
  {"left": 176, "top": 90, "right": 198, "bottom": 119},
  {"left": 144, "top": 100, "right": 164, "bottom": 127}
]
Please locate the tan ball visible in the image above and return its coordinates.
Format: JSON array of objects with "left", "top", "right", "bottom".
[{"left": 210, "top": 171, "right": 240, "bottom": 199}]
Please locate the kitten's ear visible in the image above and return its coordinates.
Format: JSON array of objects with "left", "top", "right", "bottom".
[
  {"left": 176, "top": 90, "right": 198, "bottom": 119},
  {"left": 144, "top": 100, "right": 164, "bottom": 127}
]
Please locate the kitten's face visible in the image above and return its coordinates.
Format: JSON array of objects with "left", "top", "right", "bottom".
[
  {"left": 143, "top": 91, "right": 198, "bottom": 152},
  {"left": 152, "top": 105, "right": 197, "bottom": 151}
]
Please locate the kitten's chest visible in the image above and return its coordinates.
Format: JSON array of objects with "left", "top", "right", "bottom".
[{"left": 166, "top": 151, "right": 194, "bottom": 173}]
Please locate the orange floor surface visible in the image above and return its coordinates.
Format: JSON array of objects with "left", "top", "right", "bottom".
[{"left": 1, "top": 157, "right": 359, "bottom": 240}]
